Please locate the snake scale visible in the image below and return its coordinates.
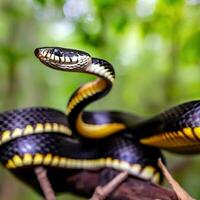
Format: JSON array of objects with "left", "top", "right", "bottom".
[{"left": 0, "top": 47, "right": 199, "bottom": 196}]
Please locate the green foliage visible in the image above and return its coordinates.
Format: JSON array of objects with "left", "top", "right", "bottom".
[
  {"left": 0, "top": 0, "right": 200, "bottom": 199},
  {"left": 34, "top": 0, "right": 46, "bottom": 6}
]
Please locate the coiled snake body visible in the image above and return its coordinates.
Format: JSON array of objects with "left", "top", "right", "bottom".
[
  {"left": 0, "top": 47, "right": 199, "bottom": 195},
  {"left": 34, "top": 47, "right": 200, "bottom": 153},
  {"left": 0, "top": 107, "right": 163, "bottom": 194}
]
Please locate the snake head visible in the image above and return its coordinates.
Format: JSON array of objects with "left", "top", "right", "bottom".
[{"left": 34, "top": 47, "right": 92, "bottom": 71}]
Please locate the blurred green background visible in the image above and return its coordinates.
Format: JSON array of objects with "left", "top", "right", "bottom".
[{"left": 0, "top": 0, "right": 200, "bottom": 199}]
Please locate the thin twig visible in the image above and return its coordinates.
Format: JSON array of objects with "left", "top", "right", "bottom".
[
  {"left": 35, "top": 167, "right": 56, "bottom": 200},
  {"left": 89, "top": 171, "right": 128, "bottom": 200},
  {"left": 158, "top": 158, "right": 195, "bottom": 200}
]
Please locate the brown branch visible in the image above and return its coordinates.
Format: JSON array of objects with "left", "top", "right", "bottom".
[
  {"left": 66, "top": 169, "right": 178, "bottom": 200},
  {"left": 34, "top": 167, "right": 56, "bottom": 200},
  {"left": 158, "top": 159, "right": 195, "bottom": 200},
  {"left": 90, "top": 171, "right": 128, "bottom": 200},
  {"left": 33, "top": 162, "right": 194, "bottom": 200}
]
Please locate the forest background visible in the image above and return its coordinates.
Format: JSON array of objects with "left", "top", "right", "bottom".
[{"left": 0, "top": 0, "right": 200, "bottom": 199}]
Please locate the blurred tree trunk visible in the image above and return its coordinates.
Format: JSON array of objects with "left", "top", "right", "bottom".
[
  {"left": 2, "top": 0, "right": 20, "bottom": 109},
  {"left": 164, "top": 20, "right": 180, "bottom": 105}
]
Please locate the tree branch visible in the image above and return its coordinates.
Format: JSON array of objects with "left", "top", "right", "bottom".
[
  {"left": 34, "top": 167, "right": 56, "bottom": 200},
  {"left": 158, "top": 159, "right": 195, "bottom": 200},
  {"left": 66, "top": 169, "right": 178, "bottom": 200},
  {"left": 34, "top": 162, "right": 194, "bottom": 200},
  {"left": 90, "top": 171, "right": 128, "bottom": 200}
]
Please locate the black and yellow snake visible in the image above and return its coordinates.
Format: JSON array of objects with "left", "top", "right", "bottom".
[{"left": 0, "top": 47, "right": 199, "bottom": 195}]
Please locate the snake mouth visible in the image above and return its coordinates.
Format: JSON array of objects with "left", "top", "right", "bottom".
[{"left": 34, "top": 47, "right": 92, "bottom": 70}]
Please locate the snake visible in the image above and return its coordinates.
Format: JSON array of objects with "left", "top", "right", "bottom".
[
  {"left": 0, "top": 107, "right": 163, "bottom": 195},
  {"left": 0, "top": 46, "right": 199, "bottom": 195},
  {"left": 34, "top": 47, "right": 200, "bottom": 153}
]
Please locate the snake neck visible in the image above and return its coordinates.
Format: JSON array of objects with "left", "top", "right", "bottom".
[{"left": 67, "top": 60, "right": 126, "bottom": 139}]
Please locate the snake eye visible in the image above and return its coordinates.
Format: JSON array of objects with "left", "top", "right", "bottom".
[{"left": 50, "top": 48, "right": 63, "bottom": 57}]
